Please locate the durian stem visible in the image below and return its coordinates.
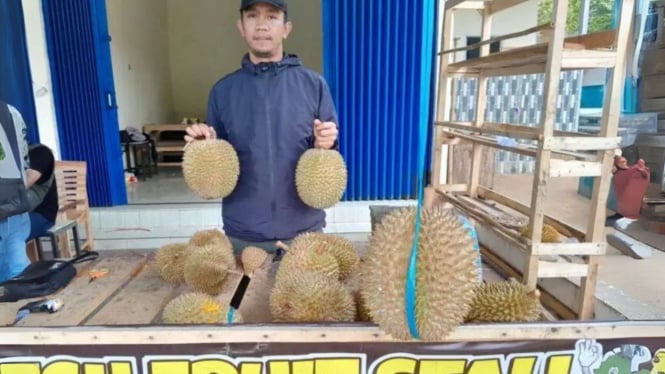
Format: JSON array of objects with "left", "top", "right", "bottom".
[{"left": 275, "top": 241, "right": 290, "bottom": 252}]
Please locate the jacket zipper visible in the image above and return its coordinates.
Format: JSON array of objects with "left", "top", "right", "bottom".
[{"left": 264, "top": 70, "right": 277, "bottom": 226}]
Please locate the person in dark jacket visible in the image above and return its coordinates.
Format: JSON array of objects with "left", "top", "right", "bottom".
[
  {"left": 25, "top": 144, "right": 58, "bottom": 240},
  {"left": 185, "top": 0, "right": 339, "bottom": 254}
]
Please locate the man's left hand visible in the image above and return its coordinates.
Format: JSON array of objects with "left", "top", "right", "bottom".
[{"left": 313, "top": 119, "right": 338, "bottom": 149}]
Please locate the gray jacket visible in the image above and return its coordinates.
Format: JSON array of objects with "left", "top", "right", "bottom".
[{"left": 206, "top": 54, "right": 339, "bottom": 242}]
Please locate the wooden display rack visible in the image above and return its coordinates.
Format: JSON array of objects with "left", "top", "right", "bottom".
[{"left": 430, "top": 0, "right": 636, "bottom": 320}]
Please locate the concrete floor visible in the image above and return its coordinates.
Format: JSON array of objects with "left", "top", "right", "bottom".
[{"left": 492, "top": 175, "right": 665, "bottom": 318}]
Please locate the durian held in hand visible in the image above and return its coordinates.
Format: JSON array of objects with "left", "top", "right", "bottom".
[
  {"left": 360, "top": 205, "right": 479, "bottom": 341},
  {"left": 295, "top": 119, "right": 347, "bottom": 209},
  {"left": 182, "top": 124, "right": 240, "bottom": 200}
]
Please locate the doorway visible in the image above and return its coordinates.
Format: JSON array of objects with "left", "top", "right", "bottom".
[{"left": 104, "top": 0, "right": 324, "bottom": 205}]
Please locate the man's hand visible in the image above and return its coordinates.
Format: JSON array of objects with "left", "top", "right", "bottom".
[
  {"left": 184, "top": 124, "right": 217, "bottom": 143},
  {"left": 313, "top": 119, "right": 338, "bottom": 149}
]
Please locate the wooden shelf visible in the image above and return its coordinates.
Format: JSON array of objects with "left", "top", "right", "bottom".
[
  {"left": 143, "top": 124, "right": 188, "bottom": 171},
  {"left": 444, "top": 30, "right": 617, "bottom": 76},
  {"left": 429, "top": 0, "right": 635, "bottom": 321}
]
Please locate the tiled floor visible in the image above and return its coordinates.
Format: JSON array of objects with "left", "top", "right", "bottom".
[{"left": 126, "top": 168, "right": 219, "bottom": 205}]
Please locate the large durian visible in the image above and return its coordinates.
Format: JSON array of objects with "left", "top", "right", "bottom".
[
  {"left": 465, "top": 279, "right": 543, "bottom": 323},
  {"left": 295, "top": 148, "right": 347, "bottom": 209},
  {"left": 189, "top": 229, "right": 235, "bottom": 268},
  {"left": 161, "top": 292, "right": 242, "bottom": 324},
  {"left": 183, "top": 245, "right": 231, "bottom": 295},
  {"left": 289, "top": 232, "right": 359, "bottom": 281},
  {"left": 182, "top": 139, "right": 239, "bottom": 199},
  {"left": 154, "top": 243, "right": 188, "bottom": 284},
  {"left": 269, "top": 270, "right": 356, "bottom": 322},
  {"left": 274, "top": 240, "right": 340, "bottom": 283},
  {"left": 360, "top": 205, "right": 479, "bottom": 341}
]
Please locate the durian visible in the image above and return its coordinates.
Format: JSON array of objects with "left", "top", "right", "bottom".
[
  {"left": 295, "top": 148, "right": 347, "bottom": 209},
  {"left": 289, "top": 232, "right": 359, "bottom": 281},
  {"left": 154, "top": 243, "right": 188, "bottom": 284},
  {"left": 360, "top": 205, "right": 478, "bottom": 341},
  {"left": 183, "top": 245, "right": 231, "bottom": 295},
  {"left": 520, "top": 223, "right": 561, "bottom": 243},
  {"left": 465, "top": 279, "right": 542, "bottom": 323},
  {"left": 270, "top": 270, "right": 356, "bottom": 322},
  {"left": 241, "top": 246, "right": 268, "bottom": 274},
  {"left": 189, "top": 229, "right": 235, "bottom": 268},
  {"left": 162, "top": 292, "right": 242, "bottom": 324},
  {"left": 274, "top": 240, "right": 340, "bottom": 283},
  {"left": 343, "top": 271, "right": 372, "bottom": 322},
  {"left": 182, "top": 139, "right": 239, "bottom": 199}
]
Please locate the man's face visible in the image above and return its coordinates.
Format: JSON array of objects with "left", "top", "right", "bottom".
[{"left": 238, "top": 3, "right": 292, "bottom": 59}]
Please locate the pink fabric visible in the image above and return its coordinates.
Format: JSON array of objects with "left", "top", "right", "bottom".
[{"left": 613, "top": 159, "right": 650, "bottom": 219}]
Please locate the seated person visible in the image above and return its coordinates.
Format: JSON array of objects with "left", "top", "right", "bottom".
[
  {"left": 609, "top": 155, "right": 650, "bottom": 224},
  {"left": 25, "top": 144, "right": 58, "bottom": 241}
]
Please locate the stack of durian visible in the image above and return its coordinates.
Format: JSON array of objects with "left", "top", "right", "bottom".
[
  {"left": 153, "top": 228, "right": 268, "bottom": 325},
  {"left": 269, "top": 232, "right": 362, "bottom": 322},
  {"left": 173, "top": 134, "right": 544, "bottom": 338}
]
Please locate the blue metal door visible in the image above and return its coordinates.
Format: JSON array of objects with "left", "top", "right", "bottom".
[
  {"left": 0, "top": 0, "right": 40, "bottom": 144},
  {"left": 322, "top": 1, "right": 438, "bottom": 201},
  {"left": 42, "top": 0, "right": 126, "bottom": 206}
]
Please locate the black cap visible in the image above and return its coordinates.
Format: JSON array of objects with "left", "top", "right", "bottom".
[{"left": 240, "top": 0, "right": 287, "bottom": 12}]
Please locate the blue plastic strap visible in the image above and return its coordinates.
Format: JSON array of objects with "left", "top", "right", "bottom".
[
  {"left": 405, "top": 0, "right": 436, "bottom": 340},
  {"left": 227, "top": 307, "right": 235, "bottom": 325}
]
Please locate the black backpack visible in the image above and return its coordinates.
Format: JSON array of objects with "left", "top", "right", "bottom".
[{"left": 0, "top": 251, "right": 99, "bottom": 302}]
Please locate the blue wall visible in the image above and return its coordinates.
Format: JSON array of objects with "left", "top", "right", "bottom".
[
  {"left": 322, "top": 1, "right": 438, "bottom": 201},
  {"left": 0, "top": 0, "right": 40, "bottom": 144}
]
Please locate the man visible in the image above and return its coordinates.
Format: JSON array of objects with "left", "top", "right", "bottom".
[
  {"left": 0, "top": 100, "right": 31, "bottom": 282},
  {"left": 185, "top": 0, "right": 339, "bottom": 254},
  {"left": 25, "top": 144, "right": 58, "bottom": 241}
]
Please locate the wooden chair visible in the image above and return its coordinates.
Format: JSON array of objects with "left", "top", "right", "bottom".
[{"left": 53, "top": 161, "right": 94, "bottom": 253}]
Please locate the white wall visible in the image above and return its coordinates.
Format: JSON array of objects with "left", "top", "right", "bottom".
[
  {"left": 167, "top": 0, "right": 323, "bottom": 120},
  {"left": 107, "top": 0, "right": 174, "bottom": 130},
  {"left": 21, "top": 0, "right": 61, "bottom": 159},
  {"left": 450, "top": 0, "right": 539, "bottom": 62}
]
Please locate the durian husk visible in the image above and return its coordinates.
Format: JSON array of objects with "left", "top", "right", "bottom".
[
  {"left": 520, "top": 223, "right": 561, "bottom": 243},
  {"left": 465, "top": 279, "right": 543, "bottom": 323},
  {"left": 189, "top": 229, "right": 235, "bottom": 268},
  {"left": 161, "top": 292, "right": 242, "bottom": 324},
  {"left": 295, "top": 148, "right": 347, "bottom": 209},
  {"left": 289, "top": 232, "right": 359, "bottom": 281},
  {"left": 360, "top": 205, "right": 479, "bottom": 341},
  {"left": 154, "top": 243, "right": 188, "bottom": 284},
  {"left": 241, "top": 246, "right": 269, "bottom": 274},
  {"left": 270, "top": 270, "right": 356, "bottom": 322},
  {"left": 343, "top": 271, "right": 372, "bottom": 322},
  {"left": 274, "top": 240, "right": 340, "bottom": 283},
  {"left": 182, "top": 139, "right": 240, "bottom": 199},
  {"left": 183, "top": 244, "right": 231, "bottom": 295}
]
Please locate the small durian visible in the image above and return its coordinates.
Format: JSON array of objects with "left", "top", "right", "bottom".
[
  {"left": 241, "top": 246, "right": 269, "bottom": 274},
  {"left": 465, "top": 279, "right": 543, "bottom": 323},
  {"left": 183, "top": 245, "right": 231, "bottom": 295},
  {"left": 154, "top": 243, "right": 188, "bottom": 284},
  {"left": 189, "top": 229, "right": 235, "bottom": 268},
  {"left": 270, "top": 270, "right": 356, "bottom": 322},
  {"left": 295, "top": 148, "right": 347, "bottom": 209},
  {"left": 182, "top": 139, "right": 239, "bottom": 199},
  {"left": 162, "top": 292, "right": 242, "bottom": 324},
  {"left": 360, "top": 205, "right": 478, "bottom": 341},
  {"left": 520, "top": 223, "right": 561, "bottom": 243},
  {"left": 274, "top": 240, "right": 340, "bottom": 283},
  {"left": 290, "top": 232, "right": 359, "bottom": 281}
]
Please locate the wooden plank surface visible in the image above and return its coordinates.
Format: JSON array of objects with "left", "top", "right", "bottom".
[
  {"left": 84, "top": 257, "right": 179, "bottom": 326},
  {"left": 16, "top": 253, "right": 148, "bottom": 327}
]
